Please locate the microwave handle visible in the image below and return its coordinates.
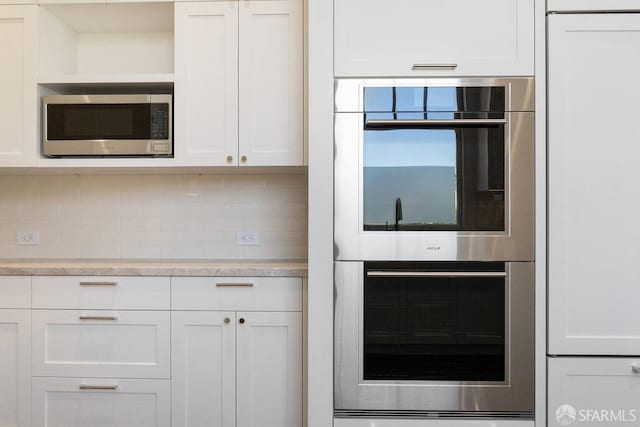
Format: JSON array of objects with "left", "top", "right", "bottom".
[
  {"left": 367, "top": 271, "right": 507, "bottom": 278},
  {"left": 365, "top": 118, "right": 506, "bottom": 128}
]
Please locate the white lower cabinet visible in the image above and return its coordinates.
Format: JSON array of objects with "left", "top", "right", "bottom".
[
  {"left": 548, "top": 358, "right": 640, "bottom": 427},
  {"left": 32, "top": 377, "right": 170, "bottom": 427},
  {"left": 0, "top": 310, "right": 31, "bottom": 427},
  {"left": 172, "top": 310, "right": 303, "bottom": 427}
]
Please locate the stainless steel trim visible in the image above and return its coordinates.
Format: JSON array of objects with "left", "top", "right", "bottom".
[
  {"left": 79, "top": 281, "right": 118, "bottom": 286},
  {"left": 632, "top": 365, "right": 640, "bottom": 374},
  {"left": 334, "top": 410, "right": 535, "bottom": 419},
  {"left": 216, "top": 282, "right": 254, "bottom": 287},
  {"left": 367, "top": 271, "right": 508, "bottom": 278},
  {"left": 334, "top": 261, "right": 535, "bottom": 413},
  {"left": 366, "top": 119, "right": 507, "bottom": 127},
  {"left": 412, "top": 64, "right": 458, "bottom": 70},
  {"left": 79, "top": 384, "right": 119, "bottom": 390},
  {"left": 78, "top": 315, "right": 118, "bottom": 321},
  {"left": 42, "top": 94, "right": 173, "bottom": 157}
]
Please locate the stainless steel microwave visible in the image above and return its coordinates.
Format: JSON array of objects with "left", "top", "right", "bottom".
[
  {"left": 334, "top": 78, "right": 535, "bottom": 262},
  {"left": 43, "top": 94, "right": 173, "bottom": 157}
]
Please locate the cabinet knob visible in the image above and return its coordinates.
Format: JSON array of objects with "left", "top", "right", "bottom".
[
  {"left": 224, "top": 317, "right": 231, "bottom": 324},
  {"left": 241, "top": 155, "right": 247, "bottom": 163},
  {"left": 632, "top": 365, "right": 640, "bottom": 374},
  {"left": 226, "top": 155, "right": 233, "bottom": 163},
  {"left": 239, "top": 318, "right": 246, "bottom": 324}
]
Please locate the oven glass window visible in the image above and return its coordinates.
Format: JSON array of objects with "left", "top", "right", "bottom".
[
  {"left": 362, "top": 86, "right": 505, "bottom": 231},
  {"left": 363, "top": 262, "right": 506, "bottom": 382}
]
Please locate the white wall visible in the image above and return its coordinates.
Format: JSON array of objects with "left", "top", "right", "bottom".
[{"left": 0, "top": 173, "right": 307, "bottom": 259}]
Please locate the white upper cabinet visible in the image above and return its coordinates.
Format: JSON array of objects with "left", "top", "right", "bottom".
[
  {"left": 238, "top": 0, "right": 303, "bottom": 166},
  {"left": 174, "top": 1, "right": 239, "bottom": 166},
  {"left": 174, "top": 0, "right": 303, "bottom": 167},
  {"left": 548, "top": 14, "right": 640, "bottom": 355},
  {"left": 0, "top": 5, "right": 37, "bottom": 167},
  {"left": 334, "top": 0, "right": 534, "bottom": 77},
  {"left": 548, "top": 0, "right": 640, "bottom": 11}
]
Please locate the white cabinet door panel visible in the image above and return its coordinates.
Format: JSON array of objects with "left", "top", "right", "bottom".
[
  {"left": 237, "top": 311, "right": 302, "bottom": 427},
  {"left": 175, "top": 1, "right": 239, "bottom": 166},
  {"left": 32, "top": 377, "right": 170, "bottom": 427},
  {"left": 0, "top": 310, "right": 30, "bottom": 427},
  {"left": 548, "top": 358, "right": 640, "bottom": 427},
  {"left": 334, "top": 0, "right": 534, "bottom": 77},
  {"left": 0, "top": 5, "right": 37, "bottom": 166},
  {"left": 32, "top": 310, "right": 170, "bottom": 378},
  {"left": 548, "top": 14, "right": 640, "bottom": 355},
  {"left": 172, "top": 311, "right": 236, "bottom": 427},
  {"left": 239, "top": 0, "right": 303, "bottom": 166},
  {"left": 0, "top": 277, "right": 31, "bottom": 309}
]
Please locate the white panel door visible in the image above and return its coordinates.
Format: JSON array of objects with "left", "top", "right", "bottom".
[
  {"left": 237, "top": 311, "right": 302, "bottom": 427},
  {"left": 548, "top": 0, "right": 640, "bottom": 11},
  {"left": 32, "top": 377, "right": 170, "bottom": 427},
  {"left": 174, "top": 1, "right": 238, "bottom": 166},
  {"left": 0, "top": 310, "right": 30, "bottom": 427},
  {"left": 172, "top": 311, "right": 236, "bottom": 427},
  {"left": 238, "top": 0, "right": 303, "bottom": 166},
  {"left": 548, "top": 14, "right": 640, "bottom": 355},
  {"left": 0, "top": 5, "right": 37, "bottom": 166},
  {"left": 334, "top": 0, "right": 534, "bottom": 77},
  {"left": 32, "top": 310, "right": 170, "bottom": 378},
  {"left": 548, "top": 358, "right": 640, "bottom": 427}
]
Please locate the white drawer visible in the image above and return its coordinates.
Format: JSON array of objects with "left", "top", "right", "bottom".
[
  {"left": 0, "top": 276, "right": 31, "bottom": 308},
  {"left": 32, "top": 310, "right": 170, "bottom": 379},
  {"left": 32, "top": 377, "right": 170, "bottom": 427},
  {"left": 171, "top": 277, "right": 303, "bottom": 311},
  {"left": 32, "top": 276, "right": 170, "bottom": 310}
]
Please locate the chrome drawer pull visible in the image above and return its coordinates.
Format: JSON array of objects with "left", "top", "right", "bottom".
[
  {"left": 632, "top": 365, "right": 640, "bottom": 374},
  {"left": 79, "top": 384, "right": 118, "bottom": 390},
  {"left": 216, "top": 282, "right": 254, "bottom": 287},
  {"left": 412, "top": 63, "right": 458, "bottom": 70},
  {"left": 367, "top": 271, "right": 507, "bottom": 278},
  {"left": 79, "top": 281, "right": 118, "bottom": 286},
  {"left": 78, "top": 315, "right": 118, "bottom": 321}
]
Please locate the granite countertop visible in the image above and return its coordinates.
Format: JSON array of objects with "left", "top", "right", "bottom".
[{"left": 0, "top": 259, "right": 308, "bottom": 277}]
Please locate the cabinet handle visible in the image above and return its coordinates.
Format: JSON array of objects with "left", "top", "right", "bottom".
[
  {"left": 239, "top": 318, "right": 246, "bottom": 324},
  {"left": 78, "top": 315, "right": 118, "bottom": 321},
  {"left": 241, "top": 155, "right": 247, "bottom": 163},
  {"left": 412, "top": 64, "right": 458, "bottom": 70},
  {"left": 226, "top": 155, "right": 233, "bottom": 163},
  {"left": 79, "top": 384, "right": 118, "bottom": 390},
  {"left": 224, "top": 317, "right": 231, "bottom": 324},
  {"left": 632, "top": 365, "right": 640, "bottom": 374},
  {"left": 216, "top": 282, "right": 254, "bottom": 287},
  {"left": 79, "top": 281, "right": 118, "bottom": 286}
]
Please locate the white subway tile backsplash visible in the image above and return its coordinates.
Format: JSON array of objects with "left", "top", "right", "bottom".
[{"left": 0, "top": 173, "right": 307, "bottom": 260}]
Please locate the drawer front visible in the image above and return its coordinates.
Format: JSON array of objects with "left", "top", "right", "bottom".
[
  {"left": 0, "top": 276, "right": 31, "bottom": 308},
  {"left": 548, "top": 357, "right": 640, "bottom": 427},
  {"left": 172, "top": 277, "right": 303, "bottom": 311},
  {"left": 32, "top": 276, "right": 170, "bottom": 310},
  {"left": 32, "top": 377, "right": 170, "bottom": 427},
  {"left": 32, "top": 310, "right": 170, "bottom": 379},
  {"left": 548, "top": 0, "right": 640, "bottom": 11}
]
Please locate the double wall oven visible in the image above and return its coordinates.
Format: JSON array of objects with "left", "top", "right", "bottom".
[{"left": 333, "top": 78, "right": 535, "bottom": 418}]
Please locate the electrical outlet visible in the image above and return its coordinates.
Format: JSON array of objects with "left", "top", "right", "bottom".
[
  {"left": 237, "top": 231, "right": 260, "bottom": 246},
  {"left": 17, "top": 231, "right": 40, "bottom": 246}
]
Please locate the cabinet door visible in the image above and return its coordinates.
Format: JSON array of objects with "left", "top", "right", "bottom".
[
  {"left": 548, "top": 14, "right": 640, "bottom": 355},
  {"left": 238, "top": 0, "right": 303, "bottom": 166},
  {"left": 174, "top": 2, "right": 239, "bottom": 166},
  {"left": 0, "top": 310, "right": 30, "bottom": 427},
  {"left": 334, "top": 0, "right": 534, "bottom": 77},
  {"left": 548, "top": 358, "right": 640, "bottom": 427},
  {"left": 172, "top": 311, "right": 236, "bottom": 427},
  {"left": 237, "top": 311, "right": 302, "bottom": 427},
  {"left": 0, "top": 5, "right": 37, "bottom": 166},
  {"left": 32, "top": 377, "right": 170, "bottom": 427}
]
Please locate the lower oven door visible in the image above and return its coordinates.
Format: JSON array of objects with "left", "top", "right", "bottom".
[{"left": 334, "top": 261, "right": 534, "bottom": 416}]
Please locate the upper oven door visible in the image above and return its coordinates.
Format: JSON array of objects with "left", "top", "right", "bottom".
[
  {"left": 334, "top": 78, "right": 534, "bottom": 262},
  {"left": 334, "top": 261, "right": 534, "bottom": 415}
]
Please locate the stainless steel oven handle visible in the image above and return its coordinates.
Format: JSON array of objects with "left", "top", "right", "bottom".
[
  {"left": 367, "top": 271, "right": 507, "bottom": 278},
  {"left": 366, "top": 119, "right": 507, "bottom": 127},
  {"left": 412, "top": 64, "right": 458, "bottom": 70}
]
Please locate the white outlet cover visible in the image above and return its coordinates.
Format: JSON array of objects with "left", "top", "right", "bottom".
[
  {"left": 17, "top": 231, "right": 40, "bottom": 245},
  {"left": 237, "top": 231, "right": 260, "bottom": 246}
]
